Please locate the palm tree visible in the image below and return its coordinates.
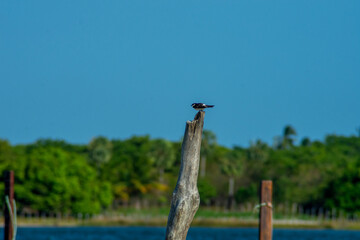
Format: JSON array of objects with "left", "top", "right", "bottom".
[
  {"left": 149, "top": 139, "right": 175, "bottom": 183},
  {"left": 200, "top": 130, "right": 217, "bottom": 177},
  {"left": 219, "top": 147, "right": 243, "bottom": 209},
  {"left": 275, "top": 125, "right": 297, "bottom": 149},
  {"left": 283, "top": 125, "right": 297, "bottom": 147}
]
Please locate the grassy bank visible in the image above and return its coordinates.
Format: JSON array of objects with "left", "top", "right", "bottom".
[{"left": 5, "top": 207, "right": 360, "bottom": 230}]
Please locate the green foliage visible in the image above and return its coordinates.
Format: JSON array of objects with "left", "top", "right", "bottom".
[
  {"left": 275, "top": 125, "right": 297, "bottom": 149},
  {"left": 324, "top": 165, "right": 360, "bottom": 213},
  {"left": 32, "top": 139, "right": 87, "bottom": 154},
  {"left": 198, "top": 178, "right": 217, "bottom": 205},
  {"left": 88, "top": 136, "right": 112, "bottom": 167},
  {"left": 301, "top": 137, "right": 311, "bottom": 147},
  {"left": 235, "top": 184, "right": 258, "bottom": 203},
  {"left": 102, "top": 136, "right": 159, "bottom": 202},
  {"left": 0, "top": 142, "right": 112, "bottom": 214},
  {"left": 149, "top": 139, "right": 176, "bottom": 183},
  {"left": 218, "top": 147, "right": 243, "bottom": 178},
  {"left": 201, "top": 130, "right": 217, "bottom": 157},
  {"left": 1, "top": 129, "right": 360, "bottom": 215}
]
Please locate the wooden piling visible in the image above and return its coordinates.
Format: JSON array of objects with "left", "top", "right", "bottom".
[
  {"left": 259, "top": 180, "right": 272, "bottom": 240},
  {"left": 4, "top": 170, "right": 14, "bottom": 240}
]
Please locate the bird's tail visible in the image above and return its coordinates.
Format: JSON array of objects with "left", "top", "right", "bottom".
[{"left": 206, "top": 105, "right": 214, "bottom": 108}]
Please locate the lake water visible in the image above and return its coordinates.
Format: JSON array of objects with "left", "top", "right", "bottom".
[{"left": 2, "top": 226, "right": 360, "bottom": 240}]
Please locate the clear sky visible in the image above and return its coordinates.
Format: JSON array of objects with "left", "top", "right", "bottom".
[{"left": 1, "top": 1, "right": 359, "bottom": 147}]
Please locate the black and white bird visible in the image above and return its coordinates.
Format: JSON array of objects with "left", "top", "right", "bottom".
[{"left": 191, "top": 103, "right": 215, "bottom": 111}]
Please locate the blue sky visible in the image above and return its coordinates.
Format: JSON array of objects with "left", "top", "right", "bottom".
[{"left": 1, "top": 1, "right": 359, "bottom": 147}]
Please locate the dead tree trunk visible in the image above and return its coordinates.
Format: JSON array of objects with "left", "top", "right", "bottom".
[
  {"left": 165, "top": 111, "right": 205, "bottom": 240},
  {"left": 4, "top": 171, "right": 14, "bottom": 240}
]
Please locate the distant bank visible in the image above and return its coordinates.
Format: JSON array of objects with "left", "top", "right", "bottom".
[{"left": 3, "top": 215, "right": 360, "bottom": 230}]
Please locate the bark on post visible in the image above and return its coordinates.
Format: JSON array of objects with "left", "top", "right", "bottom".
[
  {"left": 165, "top": 111, "right": 205, "bottom": 240},
  {"left": 259, "top": 180, "right": 273, "bottom": 240}
]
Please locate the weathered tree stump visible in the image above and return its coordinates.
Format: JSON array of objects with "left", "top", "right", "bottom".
[
  {"left": 4, "top": 171, "right": 14, "bottom": 240},
  {"left": 165, "top": 111, "right": 205, "bottom": 240}
]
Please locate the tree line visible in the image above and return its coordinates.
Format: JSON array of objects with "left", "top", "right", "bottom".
[{"left": 0, "top": 125, "right": 360, "bottom": 215}]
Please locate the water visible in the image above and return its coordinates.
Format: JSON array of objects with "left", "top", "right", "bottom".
[{"left": 1, "top": 227, "right": 360, "bottom": 240}]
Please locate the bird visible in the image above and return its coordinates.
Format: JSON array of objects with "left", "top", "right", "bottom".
[{"left": 191, "top": 103, "right": 215, "bottom": 111}]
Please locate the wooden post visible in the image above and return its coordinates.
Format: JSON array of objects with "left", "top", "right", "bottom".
[
  {"left": 165, "top": 111, "right": 205, "bottom": 240},
  {"left": 4, "top": 170, "right": 14, "bottom": 240},
  {"left": 259, "top": 180, "right": 272, "bottom": 240}
]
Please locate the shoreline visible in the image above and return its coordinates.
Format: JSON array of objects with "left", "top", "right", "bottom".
[{"left": 4, "top": 216, "right": 360, "bottom": 230}]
